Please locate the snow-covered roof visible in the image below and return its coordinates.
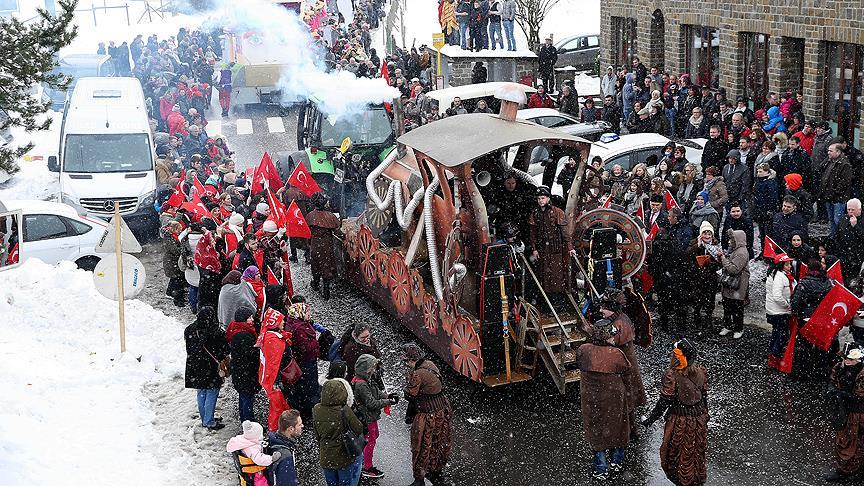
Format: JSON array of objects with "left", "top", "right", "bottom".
[{"left": 435, "top": 45, "right": 538, "bottom": 59}]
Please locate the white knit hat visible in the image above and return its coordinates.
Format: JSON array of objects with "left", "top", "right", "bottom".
[
  {"left": 228, "top": 212, "right": 244, "bottom": 227},
  {"left": 262, "top": 220, "right": 278, "bottom": 233},
  {"left": 255, "top": 202, "right": 269, "bottom": 215},
  {"left": 699, "top": 220, "right": 714, "bottom": 235},
  {"left": 241, "top": 420, "right": 263, "bottom": 441}
]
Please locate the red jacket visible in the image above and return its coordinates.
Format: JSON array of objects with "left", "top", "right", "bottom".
[
  {"left": 792, "top": 130, "right": 815, "bottom": 155},
  {"left": 167, "top": 111, "right": 188, "bottom": 137},
  {"left": 258, "top": 329, "right": 289, "bottom": 391},
  {"left": 527, "top": 93, "right": 554, "bottom": 109}
]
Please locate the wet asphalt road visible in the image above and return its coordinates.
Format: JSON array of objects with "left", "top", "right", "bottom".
[{"left": 133, "top": 105, "right": 844, "bottom": 485}]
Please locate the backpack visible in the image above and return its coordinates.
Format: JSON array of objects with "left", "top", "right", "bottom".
[{"left": 231, "top": 451, "right": 269, "bottom": 486}]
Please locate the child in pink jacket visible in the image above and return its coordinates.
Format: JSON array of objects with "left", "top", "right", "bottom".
[{"left": 226, "top": 421, "right": 280, "bottom": 486}]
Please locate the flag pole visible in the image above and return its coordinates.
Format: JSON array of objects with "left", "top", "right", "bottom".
[{"left": 114, "top": 203, "right": 126, "bottom": 353}]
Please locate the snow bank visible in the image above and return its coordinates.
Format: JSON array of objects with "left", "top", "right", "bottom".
[{"left": 0, "top": 259, "right": 187, "bottom": 484}]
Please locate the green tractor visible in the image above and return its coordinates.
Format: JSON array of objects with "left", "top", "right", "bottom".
[{"left": 283, "top": 101, "right": 396, "bottom": 216}]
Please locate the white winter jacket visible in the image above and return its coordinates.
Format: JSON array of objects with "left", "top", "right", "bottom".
[{"left": 765, "top": 271, "right": 792, "bottom": 315}]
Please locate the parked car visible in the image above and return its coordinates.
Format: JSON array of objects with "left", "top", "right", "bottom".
[
  {"left": 43, "top": 54, "right": 116, "bottom": 112},
  {"left": 517, "top": 108, "right": 609, "bottom": 141},
  {"left": 554, "top": 33, "right": 600, "bottom": 70},
  {"left": 523, "top": 133, "right": 707, "bottom": 197},
  {"left": 0, "top": 199, "right": 109, "bottom": 271},
  {"left": 588, "top": 133, "right": 707, "bottom": 174}
]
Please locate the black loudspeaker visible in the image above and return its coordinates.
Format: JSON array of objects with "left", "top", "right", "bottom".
[
  {"left": 480, "top": 244, "right": 516, "bottom": 375},
  {"left": 591, "top": 257, "right": 622, "bottom": 293},
  {"left": 590, "top": 228, "right": 617, "bottom": 260}
]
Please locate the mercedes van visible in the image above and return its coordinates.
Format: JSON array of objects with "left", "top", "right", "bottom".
[{"left": 48, "top": 77, "right": 157, "bottom": 228}]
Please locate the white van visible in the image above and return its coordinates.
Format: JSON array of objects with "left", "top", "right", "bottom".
[{"left": 48, "top": 77, "right": 157, "bottom": 226}]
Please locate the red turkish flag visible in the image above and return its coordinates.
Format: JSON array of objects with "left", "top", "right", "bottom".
[
  {"left": 267, "top": 266, "right": 281, "bottom": 285},
  {"left": 827, "top": 260, "right": 844, "bottom": 284},
  {"left": 281, "top": 253, "right": 294, "bottom": 297},
  {"left": 635, "top": 203, "right": 644, "bottom": 222},
  {"left": 380, "top": 59, "right": 390, "bottom": 84},
  {"left": 163, "top": 180, "right": 185, "bottom": 209},
  {"left": 647, "top": 222, "right": 659, "bottom": 241},
  {"left": 800, "top": 283, "right": 863, "bottom": 350},
  {"left": 285, "top": 200, "right": 312, "bottom": 238},
  {"left": 601, "top": 195, "right": 612, "bottom": 208},
  {"left": 287, "top": 162, "right": 322, "bottom": 198},
  {"left": 251, "top": 152, "right": 284, "bottom": 194},
  {"left": 191, "top": 177, "right": 207, "bottom": 199},
  {"left": 180, "top": 193, "right": 211, "bottom": 221},
  {"left": 663, "top": 190, "right": 679, "bottom": 210},
  {"left": 762, "top": 236, "right": 784, "bottom": 260},
  {"left": 266, "top": 189, "right": 288, "bottom": 229}
]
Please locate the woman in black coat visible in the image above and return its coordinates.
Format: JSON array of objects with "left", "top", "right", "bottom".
[
  {"left": 184, "top": 306, "right": 229, "bottom": 429},
  {"left": 790, "top": 259, "right": 835, "bottom": 381},
  {"left": 225, "top": 307, "right": 261, "bottom": 423}
]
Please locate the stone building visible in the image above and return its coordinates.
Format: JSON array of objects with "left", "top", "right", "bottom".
[
  {"left": 600, "top": 0, "right": 864, "bottom": 147},
  {"left": 430, "top": 45, "right": 538, "bottom": 88}
]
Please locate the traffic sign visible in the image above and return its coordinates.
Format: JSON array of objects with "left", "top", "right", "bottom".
[
  {"left": 432, "top": 33, "right": 445, "bottom": 50},
  {"left": 95, "top": 214, "right": 142, "bottom": 254},
  {"left": 93, "top": 253, "right": 147, "bottom": 301}
]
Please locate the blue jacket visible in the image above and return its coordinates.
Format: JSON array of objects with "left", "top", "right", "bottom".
[
  {"left": 266, "top": 432, "right": 298, "bottom": 486},
  {"left": 762, "top": 106, "right": 786, "bottom": 133}
]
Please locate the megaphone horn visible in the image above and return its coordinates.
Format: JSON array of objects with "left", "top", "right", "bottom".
[{"left": 475, "top": 171, "right": 492, "bottom": 187}]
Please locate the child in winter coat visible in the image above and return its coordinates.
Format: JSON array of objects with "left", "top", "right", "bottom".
[
  {"left": 226, "top": 421, "right": 280, "bottom": 486},
  {"left": 352, "top": 354, "right": 398, "bottom": 479}
]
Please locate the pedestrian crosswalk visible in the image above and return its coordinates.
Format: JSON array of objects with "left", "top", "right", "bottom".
[{"left": 204, "top": 116, "right": 290, "bottom": 139}]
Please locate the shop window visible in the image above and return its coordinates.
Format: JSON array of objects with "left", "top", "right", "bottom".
[
  {"left": 611, "top": 17, "right": 637, "bottom": 68},
  {"left": 743, "top": 33, "right": 770, "bottom": 109},
  {"left": 684, "top": 25, "right": 719, "bottom": 89},
  {"left": 823, "top": 42, "right": 864, "bottom": 147}
]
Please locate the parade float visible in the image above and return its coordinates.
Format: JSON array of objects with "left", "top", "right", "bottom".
[{"left": 334, "top": 84, "right": 650, "bottom": 393}]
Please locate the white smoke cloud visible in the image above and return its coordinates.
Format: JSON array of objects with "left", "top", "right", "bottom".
[{"left": 194, "top": 0, "right": 398, "bottom": 121}]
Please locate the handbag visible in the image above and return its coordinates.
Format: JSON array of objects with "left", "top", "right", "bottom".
[
  {"left": 279, "top": 357, "right": 303, "bottom": 386},
  {"left": 720, "top": 270, "right": 740, "bottom": 290},
  {"left": 202, "top": 343, "right": 231, "bottom": 378},
  {"left": 341, "top": 406, "right": 367, "bottom": 458}
]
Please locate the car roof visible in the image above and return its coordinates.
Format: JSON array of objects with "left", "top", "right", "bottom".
[
  {"left": 427, "top": 82, "right": 537, "bottom": 113},
  {"left": 591, "top": 133, "right": 672, "bottom": 154},
  {"left": 516, "top": 108, "right": 574, "bottom": 119},
  {"left": 555, "top": 33, "right": 600, "bottom": 45},
  {"left": 3, "top": 200, "right": 80, "bottom": 217}
]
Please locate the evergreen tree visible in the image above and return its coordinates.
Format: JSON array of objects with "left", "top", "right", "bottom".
[{"left": 0, "top": 0, "right": 77, "bottom": 175}]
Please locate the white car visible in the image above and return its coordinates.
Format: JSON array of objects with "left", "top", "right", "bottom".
[
  {"left": 516, "top": 108, "right": 610, "bottom": 141},
  {"left": 1, "top": 200, "right": 109, "bottom": 270},
  {"left": 588, "top": 133, "right": 707, "bottom": 175}
]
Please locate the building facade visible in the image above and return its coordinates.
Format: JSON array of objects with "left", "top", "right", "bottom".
[{"left": 600, "top": 0, "right": 864, "bottom": 147}]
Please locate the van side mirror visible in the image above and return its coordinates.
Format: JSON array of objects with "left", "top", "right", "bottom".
[{"left": 48, "top": 156, "right": 59, "bottom": 172}]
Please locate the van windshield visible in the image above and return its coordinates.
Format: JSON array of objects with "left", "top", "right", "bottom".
[
  {"left": 63, "top": 134, "right": 153, "bottom": 173},
  {"left": 319, "top": 108, "right": 393, "bottom": 147}
]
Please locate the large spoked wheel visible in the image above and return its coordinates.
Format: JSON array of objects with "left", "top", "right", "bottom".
[{"left": 572, "top": 208, "right": 646, "bottom": 279}]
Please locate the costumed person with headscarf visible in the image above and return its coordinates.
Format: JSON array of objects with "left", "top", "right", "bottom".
[
  {"left": 257, "top": 305, "right": 292, "bottom": 432},
  {"left": 577, "top": 318, "right": 632, "bottom": 480},
  {"left": 403, "top": 343, "right": 452, "bottom": 486},
  {"left": 600, "top": 288, "right": 647, "bottom": 437},
  {"left": 283, "top": 299, "right": 328, "bottom": 418},
  {"left": 824, "top": 346, "right": 864, "bottom": 482},
  {"left": 306, "top": 193, "right": 343, "bottom": 300},
  {"left": 641, "top": 339, "right": 709, "bottom": 486}
]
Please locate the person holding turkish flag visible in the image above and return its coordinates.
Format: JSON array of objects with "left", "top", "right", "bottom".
[
  {"left": 280, "top": 184, "right": 312, "bottom": 263},
  {"left": 257, "top": 307, "right": 293, "bottom": 431},
  {"left": 791, "top": 258, "right": 844, "bottom": 380}
]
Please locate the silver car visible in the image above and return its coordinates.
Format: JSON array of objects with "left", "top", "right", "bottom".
[
  {"left": 516, "top": 108, "right": 609, "bottom": 141},
  {"left": 554, "top": 34, "right": 600, "bottom": 70}
]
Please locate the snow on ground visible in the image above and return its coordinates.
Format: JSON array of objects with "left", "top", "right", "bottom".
[{"left": 0, "top": 259, "right": 208, "bottom": 485}]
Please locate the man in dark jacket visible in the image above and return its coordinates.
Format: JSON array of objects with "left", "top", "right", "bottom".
[
  {"left": 721, "top": 202, "right": 755, "bottom": 260},
  {"left": 184, "top": 306, "right": 229, "bottom": 430},
  {"left": 236, "top": 234, "right": 258, "bottom": 272},
  {"left": 834, "top": 198, "right": 864, "bottom": 283},
  {"left": 666, "top": 208, "right": 694, "bottom": 250},
  {"left": 777, "top": 136, "right": 811, "bottom": 184},
  {"left": 538, "top": 36, "right": 558, "bottom": 91},
  {"left": 821, "top": 143, "right": 854, "bottom": 235},
  {"left": 784, "top": 173, "right": 813, "bottom": 222},
  {"left": 701, "top": 125, "right": 728, "bottom": 172},
  {"left": 771, "top": 195, "right": 809, "bottom": 248},
  {"left": 267, "top": 410, "right": 303, "bottom": 486},
  {"left": 602, "top": 95, "right": 622, "bottom": 133},
  {"left": 722, "top": 149, "right": 752, "bottom": 213}
]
